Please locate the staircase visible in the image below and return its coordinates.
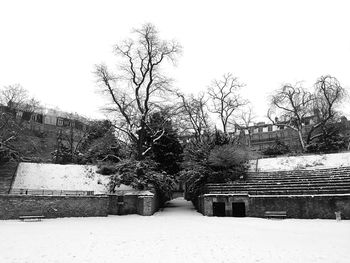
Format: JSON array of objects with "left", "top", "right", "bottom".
[
  {"left": 0, "top": 162, "right": 19, "bottom": 194},
  {"left": 204, "top": 166, "right": 350, "bottom": 196}
]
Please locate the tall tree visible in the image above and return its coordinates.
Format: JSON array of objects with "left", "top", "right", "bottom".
[
  {"left": 176, "top": 92, "right": 210, "bottom": 142},
  {"left": 306, "top": 75, "right": 347, "bottom": 145},
  {"left": 0, "top": 85, "right": 41, "bottom": 162},
  {"left": 95, "top": 23, "right": 181, "bottom": 160},
  {"left": 145, "top": 111, "right": 183, "bottom": 175},
  {"left": 235, "top": 106, "right": 256, "bottom": 147},
  {"left": 0, "top": 84, "right": 40, "bottom": 112},
  {"left": 208, "top": 73, "right": 246, "bottom": 134},
  {"left": 268, "top": 82, "right": 314, "bottom": 151},
  {"left": 268, "top": 75, "right": 347, "bottom": 152}
]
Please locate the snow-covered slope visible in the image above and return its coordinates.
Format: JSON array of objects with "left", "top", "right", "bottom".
[
  {"left": 249, "top": 152, "right": 350, "bottom": 172},
  {"left": 12, "top": 163, "right": 133, "bottom": 194}
]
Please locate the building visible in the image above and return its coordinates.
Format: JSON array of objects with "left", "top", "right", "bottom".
[
  {"left": 232, "top": 116, "right": 350, "bottom": 152},
  {"left": 1, "top": 104, "right": 89, "bottom": 137}
]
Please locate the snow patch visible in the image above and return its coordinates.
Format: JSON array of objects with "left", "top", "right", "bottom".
[
  {"left": 249, "top": 152, "right": 350, "bottom": 172},
  {"left": 12, "top": 163, "right": 133, "bottom": 194}
]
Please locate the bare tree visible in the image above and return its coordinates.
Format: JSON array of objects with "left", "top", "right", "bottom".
[
  {"left": 208, "top": 73, "right": 246, "bottom": 134},
  {"left": 268, "top": 76, "right": 347, "bottom": 151},
  {"left": 235, "top": 106, "right": 256, "bottom": 147},
  {"left": 0, "top": 84, "right": 28, "bottom": 109},
  {"left": 0, "top": 85, "right": 42, "bottom": 160},
  {"left": 268, "top": 82, "right": 314, "bottom": 151},
  {"left": 95, "top": 23, "right": 181, "bottom": 160},
  {"left": 0, "top": 110, "right": 20, "bottom": 152},
  {"left": 57, "top": 113, "right": 89, "bottom": 162},
  {"left": 306, "top": 75, "right": 347, "bottom": 145},
  {"left": 0, "top": 84, "right": 40, "bottom": 112},
  {"left": 176, "top": 92, "right": 210, "bottom": 142}
]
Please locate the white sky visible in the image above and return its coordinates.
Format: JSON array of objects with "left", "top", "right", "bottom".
[{"left": 1, "top": 0, "right": 350, "bottom": 121}]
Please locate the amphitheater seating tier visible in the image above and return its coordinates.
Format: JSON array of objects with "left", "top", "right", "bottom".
[{"left": 204, "top": 166, "right": 350, "bottom": 196}]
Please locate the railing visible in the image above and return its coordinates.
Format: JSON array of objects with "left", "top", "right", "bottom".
[
  {"left": 111, "top": 190, "right": 154, "bottom": 195},
  {"left": 10, "top": 188, "right": 94, "bottom": 196}
]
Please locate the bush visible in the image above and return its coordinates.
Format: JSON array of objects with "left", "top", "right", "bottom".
[
  {"left": 180, "top": 162, "right": 210, "bottom": 202},
  {"left": 96, "top": 164, "right": 117, "bottom": 175},
  {"left": 306, "top": 125, "right": 347, "bottom": 154},
  {"left": 208, "top": 144, "right": 250, "bottom": 169},
  {"left": 0, "top": 147, "right": 19, "bottom": 164},
  {"left": 181, "top": 133, "right": 251, "bottom": 203},
  {"left": 263, "top": 139, "right": 290, "bottom": 156},
  {"left": 101, "top": 158, "right": 176, "bottom": 205}
]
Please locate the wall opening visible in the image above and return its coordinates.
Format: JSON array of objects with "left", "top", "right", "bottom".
[
  {"left": 232, "top": 202, "right": 246, "bottom": 217},
  {"left": 213, "top": 202, "right": 226, "bottom": 217},
  {"left": 117, "top": 195, "right": 124, "bottom": 203}
]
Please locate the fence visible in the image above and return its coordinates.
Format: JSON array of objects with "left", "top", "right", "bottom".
[{"left": 10, "top": 188, "right": 94, "bottom": 196}]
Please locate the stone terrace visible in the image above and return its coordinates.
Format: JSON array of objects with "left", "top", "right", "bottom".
[{"left": 204, "top": 166, "right": 350, "bottom": 196}]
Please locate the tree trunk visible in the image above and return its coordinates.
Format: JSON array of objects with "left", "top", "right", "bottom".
[
  {"left": 136, "top": 126, "right": 146, "bottom": 160},
  {"left": 297, "top": 130, "right": 306, "bottom": 152}
]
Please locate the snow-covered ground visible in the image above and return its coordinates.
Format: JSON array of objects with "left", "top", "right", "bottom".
[
  {"left": 0, "top": 198, "right": 349, "bottom": 263},
  {"left": 12, "top": 163, "right": 132, "bottom": 194},
  {"left": 249, "top": 151, "right": 350, "bottom": 172}
]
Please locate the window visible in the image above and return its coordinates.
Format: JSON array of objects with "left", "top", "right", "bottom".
[
  {"left": 57, "top": 118, "right": 63, "bottom": 126},
  {"left": 258, "top": 127, "right": 263, "bottom": 133},
  {"left": 16, "top": 111, "right": 23, "bottom": 118},
  {"left": 63, "top": 118, "right": 70, "bottom": 127},
  {"left": 268, "top": 125, "right": 272, "bottom": 132}
]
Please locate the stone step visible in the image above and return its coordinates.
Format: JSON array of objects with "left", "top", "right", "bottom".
[{"left": 208, "top": 189, "right": 350, "bottom": 195}]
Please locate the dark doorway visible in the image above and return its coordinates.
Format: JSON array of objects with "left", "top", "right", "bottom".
[
  {"left": 232, "top": 202, "right": 246, "bottom": 217},
  {"left": 213, "top": 202, "right": 226, "bottom": 217}
]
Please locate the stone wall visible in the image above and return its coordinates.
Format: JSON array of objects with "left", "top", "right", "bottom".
[
  {"left": 108, "top": 193, "right": 159, "bottom": 216},
  {"left": 0, "top": 194, "right": 109, "bottom": 220},
  {"left": 249, "top": 195, "right": 350, "bottom": 219},
  {"left": 199, "top": 194, "right": 350, "bottom": 219},
  {"left": 108, "top": 194, "right": 138, "bottom": 215},
  {"left": 139, "top": 194, "right": 159, "bottom": 216},
  {"left": 0, "top": 192, "right": 160, "bottom": 220},
  {"left": 199, "top": 194, "right": 249, "bottom": 217}
]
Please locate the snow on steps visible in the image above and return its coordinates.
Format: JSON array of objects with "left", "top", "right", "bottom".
[{"left": 205, "top": 166, "right": 350, "bottom": 196}]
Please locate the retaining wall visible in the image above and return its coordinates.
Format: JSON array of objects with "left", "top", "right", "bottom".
[
  {"left": 198, "top": 194, "right": 350, "bottom": 219},
  {"left": 0, "top": 194, "right": 109, "bottom": 220},
  {"left": 249, "top": 195, "right": 350, "bottom": 219},
  {"left": 0, "top": 193, "right": 160, "bottom": 220},
  {"left": 109, "top": 194, "right": 139, "bottom": 215}
]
